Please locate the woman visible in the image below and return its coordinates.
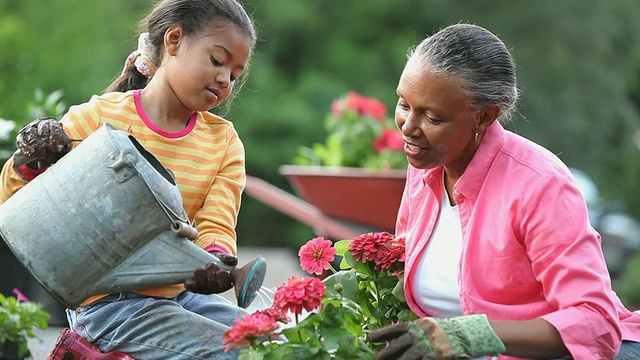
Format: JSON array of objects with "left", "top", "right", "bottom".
[{"left": 368, "top": 24, "right": 640, "bottom": 360}]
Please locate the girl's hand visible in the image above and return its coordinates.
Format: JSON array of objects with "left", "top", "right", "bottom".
[
  {"left": 14, "top": 117, "right": 74, "bottom": 169},
  {"left": 184, "top": 253, "right": 238, "bottom": 294}
]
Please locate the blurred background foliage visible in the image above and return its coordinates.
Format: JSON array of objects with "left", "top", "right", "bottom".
[{"left": 2, "top": 0, "right": 640, "bottom": 305}]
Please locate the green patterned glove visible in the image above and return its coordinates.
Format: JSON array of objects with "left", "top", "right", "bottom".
[{"left": 368, "top": 314, "right": 506, "bottom": 360}]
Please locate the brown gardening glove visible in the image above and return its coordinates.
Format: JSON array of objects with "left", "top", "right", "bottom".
[
  {"left": 13, "top": 117, "right": 74, "bottom": 170},
  {"left": 184, "top": 253, "right": 238, "bottom": 294},
  {"left": 367, "top": 314, "right": 506, "bottom": 360}
]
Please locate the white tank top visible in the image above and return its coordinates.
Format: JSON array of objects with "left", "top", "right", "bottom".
[{"left": 411, "top": 180, "right": 464, "bottom": 318}]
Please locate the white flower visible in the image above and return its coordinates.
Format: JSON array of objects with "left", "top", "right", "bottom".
[{"left": 0, "top": 118, "right": 16, "bottom": 141}]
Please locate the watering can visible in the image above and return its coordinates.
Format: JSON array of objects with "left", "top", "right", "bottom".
[{"left": 0, "top": 123, "right": 266, "bottom": 309}]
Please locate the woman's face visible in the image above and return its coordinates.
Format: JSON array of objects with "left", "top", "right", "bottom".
[{"left": 395, "top": 58, "right": 480, "bottom": 175}]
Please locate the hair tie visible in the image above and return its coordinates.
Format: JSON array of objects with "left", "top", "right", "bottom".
[{"left": 122, "top": 32, "right": 157, "bottom": 79}]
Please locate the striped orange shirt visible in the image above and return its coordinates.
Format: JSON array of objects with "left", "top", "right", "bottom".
[{"left": 0, "top": 90, "right": 246, "bottom": 302}]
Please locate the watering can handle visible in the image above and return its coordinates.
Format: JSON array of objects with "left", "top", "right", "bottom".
[
  {"left": 125, "top": 159, "right": 198, "bottom": 241},
  {"left": 171, "top": 220, "right": 198, "bottom": 240},
  {"left": 149, "top": 191, "right": 197, "bottom": 240}
]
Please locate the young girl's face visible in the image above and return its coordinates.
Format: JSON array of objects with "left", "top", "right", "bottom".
[{"left": 164, "top": 23, "right": 252, "bottom": 112}]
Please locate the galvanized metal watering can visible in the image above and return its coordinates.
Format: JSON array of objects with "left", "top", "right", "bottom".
[{"left": 0, "top": 123, "right": 266, "bottom": 309}]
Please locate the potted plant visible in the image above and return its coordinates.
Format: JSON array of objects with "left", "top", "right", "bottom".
[
  {"left": 223, "top": 232, "right": 418, "bottom": 359},
  {"left": 0, "top": 289, "right": 50, "bottom": 360},
  {"left": 282, "top": 92, "right": 407, "bottom": 231}
]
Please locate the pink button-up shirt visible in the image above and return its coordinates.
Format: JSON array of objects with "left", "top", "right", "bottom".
[{"left": 397, "top": 121, "right": 640, "bottom": 359}]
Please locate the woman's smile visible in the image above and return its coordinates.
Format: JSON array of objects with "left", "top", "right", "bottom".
[{"left": 404, "top": 141, "right": 427, "bottom": 158}]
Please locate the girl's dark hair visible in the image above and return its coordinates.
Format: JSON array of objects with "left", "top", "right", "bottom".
[
  {"left": 409, "top": 23, "right": 519, "bottom": 122},
  {"left": 105, "top": 0, "right": 256, "bottom": 111}
]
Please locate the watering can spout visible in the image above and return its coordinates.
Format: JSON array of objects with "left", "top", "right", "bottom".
[
  {"left": 87, "top": 229, "right": 267, "bottom": 309},
  {"left": 0, "top": 123, "right": 266, "bottom": 309}
]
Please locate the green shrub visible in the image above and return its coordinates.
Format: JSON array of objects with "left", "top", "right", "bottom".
[
  {"left": 614, "top": 252, "right": 640, "bottom": 311},
  {"left": 0, "top": 293, "right": 50, "bottom": 358}
]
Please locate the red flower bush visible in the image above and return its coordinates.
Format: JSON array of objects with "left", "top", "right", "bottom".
[
  {"left": 332, "top": 91, "right": 387, "bottom": 121},
  {"left": 374, "top": 128, "right": 405, "bottom": 153},
  {"left": 294, "top": 91, "right": 407, "bottom": 170}
]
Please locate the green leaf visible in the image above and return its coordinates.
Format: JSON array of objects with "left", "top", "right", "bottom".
[
  {"left": 391, "top": 275, "right": 406, "bottom": 302},
  {"left": 239, "top": 348, "right": 266, "bottom": 360},
  {"left": 333, "top": 239, "right": 352, "bottom": 260},
  {"left": 323, "top": 270, "right": 359, "bottom": 301}
]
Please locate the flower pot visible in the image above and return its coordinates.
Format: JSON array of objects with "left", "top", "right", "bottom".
[{"left": 279, "top": 165, "right": 406, "bottom": 232}]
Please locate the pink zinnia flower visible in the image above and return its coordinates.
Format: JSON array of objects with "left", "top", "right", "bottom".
[
  {"left": 348, "top": 231, "right": 396, "bottom": 264},
  {"left": 272, "top": 276, "right": 326, "bottom": 315},
  {"left": 12, "top": 288, "right": 30, "bottom": 302},
  {"left": 374, "top": 128, "right": 405, "bottom": 153},
  {"left": 298, "top": 237, "right": 337, "bottom": 275},
  {"left": 223, "top": 312, "right": 279, "bottom": 351}
]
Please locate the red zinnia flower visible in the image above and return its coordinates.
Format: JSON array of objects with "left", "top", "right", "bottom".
[
  {"left": 374, "top": 128, "right": 405, "bottom": 153},
  {"left": 298, "top": 237, "right": 337, "bottom": 275},
  {"left": 348, "top": 231, "right": 396, "bottom": 264},
  {"left": 272, "top": 276, "right": 326, "bottom": 315},
  {"left": 375, "top": 237, "right": 406, "bottom": 272},
  {"left": 223, "top": 312, "right": 279, "bottom": 351},
  {"left": 255, "top": 307, "right": 291, "bottom": 324}
]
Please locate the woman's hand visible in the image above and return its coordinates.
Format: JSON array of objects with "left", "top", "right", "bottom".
[{"left": 367, "top": 314, "right": 505, "bottom": 360}]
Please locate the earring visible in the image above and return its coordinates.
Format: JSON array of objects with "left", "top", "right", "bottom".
[{"left": 475, "top": 132, "right": 479, "bottom": 142}]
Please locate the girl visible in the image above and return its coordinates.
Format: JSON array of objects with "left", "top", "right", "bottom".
[{"left": 1, "top": 0, "right": 257, "bottom": 359}]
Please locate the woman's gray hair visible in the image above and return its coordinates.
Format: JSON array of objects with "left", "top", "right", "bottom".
[{"left": 408, "top": 23, "right": 519, "bottom": 122}]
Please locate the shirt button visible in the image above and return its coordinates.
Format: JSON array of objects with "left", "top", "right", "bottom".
[{"left": 453, "top": 188, "right": 460, "bottom": 195}]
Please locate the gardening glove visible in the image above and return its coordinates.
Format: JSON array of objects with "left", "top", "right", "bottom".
[
  {"left": 184, "top": 253, "right": 238, "bottom": 294},
  {"left": 13, "top": 117, "right": 74, "bottom": 171},
  {"left": 368, "top": 314, "right": 506, "bottom": 360}
]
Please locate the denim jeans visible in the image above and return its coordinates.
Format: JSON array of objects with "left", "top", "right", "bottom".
[
  {"left": 66, "top": 291, "right": 247, "bottom": 360},
  {"left": 614, "top": 341, "right": 640, "bottom": 360},
  {"left": 548, "top": 340, "right": 640, "bottom": 359}
]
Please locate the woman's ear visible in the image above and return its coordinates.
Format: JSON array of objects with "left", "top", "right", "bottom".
[
  {"left": 476, "top": 104, "right": 500, "bottom": 131},
  {"left": 164, "top": 25, "right": 183, "bottom": 57}
]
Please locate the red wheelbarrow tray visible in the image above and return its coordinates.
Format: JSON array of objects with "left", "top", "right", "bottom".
[{"left": 245, "top": 165, "right": 407, "bottom": 240}]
